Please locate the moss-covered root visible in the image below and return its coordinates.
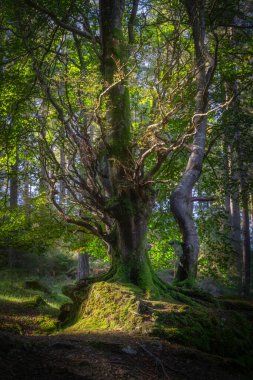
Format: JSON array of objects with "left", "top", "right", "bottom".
[
  {"left": 108, "top": 263, "right": 170, "bottom": 299},
  {"left": 152, "top": 301, "right": 253, "bottom": 365},
  {"left": 61, "top": 282, "right": 153, "bottom": 333},
  {"left": 60, "top": 280, "right": 253, "bottom": 369},
  {"left": 73, "top": 262, "right": 171, "bottom": 299}
]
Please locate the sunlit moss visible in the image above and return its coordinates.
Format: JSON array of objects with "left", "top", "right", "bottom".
[
  {"left": 152, "top": 300, "right": 253, "bottom": 359},
  {"left": 61, "top": 280, "right": 253, "bottom": 367},
  {"left": 0, "top": 269, "right": 71, "bottom": 335},
  {"left": 64, "top": 282, "right": 151, "bottom": 333}
]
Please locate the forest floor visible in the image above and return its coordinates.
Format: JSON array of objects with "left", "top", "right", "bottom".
[
  {"left": 1, "top": 330, "right": 251, "bottom": 380},
  {"left": 0, "top": 269, "right": 252, "bottom": 380}
]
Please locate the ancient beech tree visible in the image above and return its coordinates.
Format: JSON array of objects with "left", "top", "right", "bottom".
[{"left": 2, "top": 0, "right": 218, "bottom": 290}]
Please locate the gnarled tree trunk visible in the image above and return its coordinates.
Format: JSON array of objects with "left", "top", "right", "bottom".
[
  {"left": 170, "top": 0, "right": 215, "bottom": 282},
  {"left": 109, "top": 193, "right": 156, "bottom": 287},
  {"left": 98, "top": 0, "right": 160, "bottom": 292}
]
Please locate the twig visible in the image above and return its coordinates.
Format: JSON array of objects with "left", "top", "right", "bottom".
[
  {"left": 138, "top": 343, "right": 190, "bottom": 379},
  {"left": 138, "top": 343, "right": 171, "bottom": 380},
  {"left": 93, "top": 62, "right": 137, "bottom": 116}
]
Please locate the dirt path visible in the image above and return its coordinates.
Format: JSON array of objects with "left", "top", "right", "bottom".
[{"left": 0, "top": 330, "right": 251, "bottom": 380}]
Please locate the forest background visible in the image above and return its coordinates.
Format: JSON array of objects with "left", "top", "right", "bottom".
[{"left": 0, "top": 0, "right": 252, "bottom": 294}]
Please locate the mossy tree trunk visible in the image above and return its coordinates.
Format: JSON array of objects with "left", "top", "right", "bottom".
[
  {"left": 107, "top": 191, "right": 161, "bottom": 291},
  {"left": 19, "top": 0, "right": 217, "bottom": 292},
  {"left": 99, "top": 0, "right": 131, "bottom": 169},
  {"left": 98, "top": 1, "right": 162, "bottom": 292}
]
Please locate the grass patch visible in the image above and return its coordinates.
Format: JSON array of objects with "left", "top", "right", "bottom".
[{"left": 0, "top": 269, "right": 71, "bottom": 335}]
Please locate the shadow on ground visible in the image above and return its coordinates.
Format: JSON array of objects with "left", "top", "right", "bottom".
[{"left": 0, "top": 330, "right": 252, "bottom": 380}]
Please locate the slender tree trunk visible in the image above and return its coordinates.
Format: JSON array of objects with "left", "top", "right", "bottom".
[
  {"left": 24, "top": 160, "right": 31, "bottom": 217},
  {"left": 238, "top": 142, "right": 251, "bottom": 296},
  {"left": 230, "top": 188, "right": 241, "bottom": 259},
  {"left": 227, "top": 68, "right": 251, "bottom": 294},
  {"left": 230, "top": 192, "right": 242, "bottom": 260},
  {"left": 8, "top": 156, "right": 18, "bottom": 268},
  {"left": 39, "top": 164, "right": 47, "bottom": 194},
  {"left": 241, "top": 190, "right": 251, "bottom": 296},
  {"left": 250, "top": 194, "right": 253, "bottom": 255},
  {"left": 9, "top": 161, "right": 18, "bottom": 209},
  {"left": 77, "top": 252, "right": 90, "bottom": 280},
  {"left": 170, "top": 0, "right": 214, "bottom": 282},
  {"left": 59, "top": 148, "right": 66, "bottom": 205},
  {"left": 225, "top": 140, "right": 242, "bottom": 279}
]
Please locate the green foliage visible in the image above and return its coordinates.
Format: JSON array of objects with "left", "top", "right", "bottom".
[
  {"left": 0, "top": 192, "right": 108, "bottom": 265},
  {"left": 148, "top": 202, "right": 181, "bottom": 271},
  {"left": 0, "top": 196, "right": 65, "bottom": 254},
  {"left": 197, "top": 207, "right": 238, "bottom": 286},
  {"left": 149, "top": 239, "right": 176, "bottom": 270},
  {"left": 83, "top": 237, "right": 107, "bottom": 261}
]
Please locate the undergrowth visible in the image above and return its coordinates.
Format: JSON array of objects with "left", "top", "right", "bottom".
[{"left": 0, "top": 268, "right": 71, "bottom": 335}]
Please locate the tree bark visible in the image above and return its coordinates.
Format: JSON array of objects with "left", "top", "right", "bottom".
[
  {"left": 59, "top": 148, "right": 66, "bottom": 206},
  {"left": 24, "top": 160, "right": 31, "bottom": 218},
  {"left": 8, "top": 155, "right": 18, "bottom": 268},
  {"left": 77, "top": 252, "right": 90, "bottom": 280},
  {"left": 98, "top": 1, "right": 162, "bottom": 292},
  {"left": 108, "top": 199, "right": 151, "bottom": 283},
  {"left": 237, "top": 133, "right": 251, "bottom": 296},
  {"left": 241, "top": 188, "right": 251, "bottom": 296},
  {"left": 223, "top": 136, "right": 242, "bottom": 284},
  {"left": 106, "top": 222, "right": 165, "bottom": 294},
  {"left": 226, "top": 66, "right": 251, "bottom": 294},
  {"left": 170, "top": 0, "right": 214, "bottom": 282}
]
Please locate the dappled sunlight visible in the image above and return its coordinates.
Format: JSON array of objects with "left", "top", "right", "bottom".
[
  {"left": 0, "top": 293, "right": 28, "bottom": 303},
  {"left": 0, "top": 269, "right": 67, "bottom": 336}
]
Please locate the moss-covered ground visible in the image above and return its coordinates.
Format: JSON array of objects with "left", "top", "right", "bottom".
[
  {"left": 0, "top": 269, "right": 70, "bottom": 335},
  {"left": 60, "top": 280, "right": 253, "bottom": 373},
  {"left": 1, "top": 267, "right": 253, "bottom": 379}
]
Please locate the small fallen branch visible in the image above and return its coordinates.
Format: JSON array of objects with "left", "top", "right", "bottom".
[
  {"left": 138, "top": 343, "right": 171, "bottom": 379},
  {"left": 138, "top": 343, "right": 190, "bottom": 379}
]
